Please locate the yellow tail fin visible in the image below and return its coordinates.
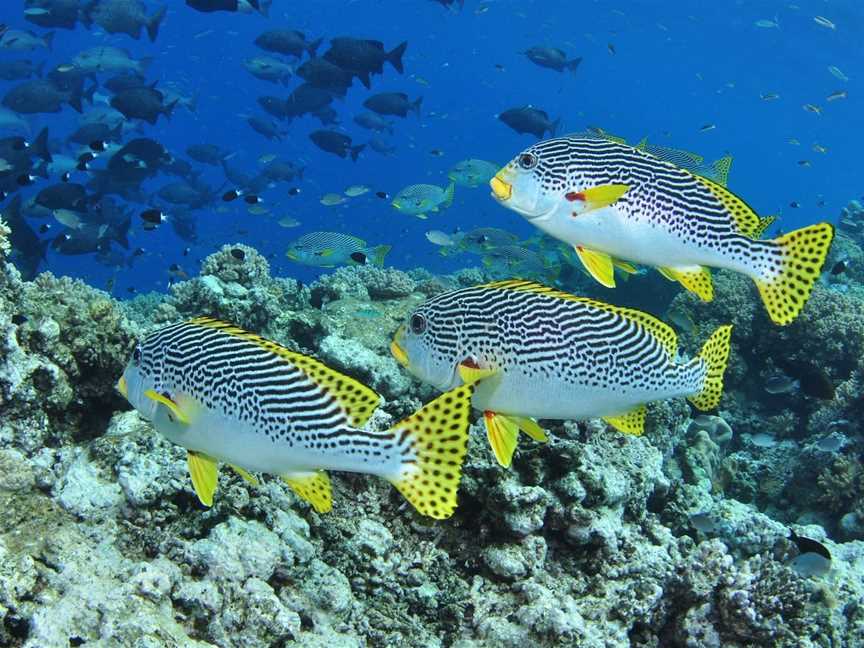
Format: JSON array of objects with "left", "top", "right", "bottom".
[
  {"left": 755, "top": 223, "right": 834, "bottom": 325},
  {"left": 387, "top": 383, "right": 474, "bottom": 519},
  {"left": 687, "top": 325, "right": 733, "bottom": 411}
]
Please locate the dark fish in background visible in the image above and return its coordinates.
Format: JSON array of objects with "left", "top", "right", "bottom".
[
  {"left": 243, "top": 56, "right": 294, "bottom": 84},
  {"left": 309, "top": 130, "right": 364, "bottom": 161},
  {"left": 430, "top": 0, "right": 463, "bottom": 9},
  {"left": 254, "top": 29, "right": 321, "bottom": 58},
  {"left": 789, "top": 529, "right": 831, "bottom": 561},
  {"left": 0, "top": 129, "right": 51, "bottom": 198},
  {"left": 368, "top": 136, "right": 396, "bottom": 156},
  {"left": 157, "top": 181, "right": 215, "bottom": 208},
  {"left": 68, "top": 122, "right": 123, "bottom": 147},
  {"left": 523, "top": 46, "right": 582, "bottom": 74},
  {"left": 297, "top": 57, "right": 353, "bottom": 96},
  {"left": 24, "top": 0, "right": 81, "bottom": 30},
  {"left": 103, "top": 72, "right": 148, "bottom": 93},
  {"left": 0, "top": 59, "right": 44, "bottom": 81},
  {"left": 260, "top": 159, "right": 304, "bottom": 182},
  {"left": 35, "top": 182, "right": 88, "bottom": 211},
  {"left": 83, "top": 0, "right": 167, "bottom": 42},
  {"left": 498, "top": 105, "right": 560, "bottom": 138},
  {"left": 110, "top": 86, "right": 177, "bottom": 124},
  {"left": 2, "top": 78, "right": 83, "bottom": 113},
  {"left": 247, "top": 116, "right": 284, "bottom": 141},
  {"left": 2, "top": 195, "right": 49, "bottom": 279},
  {"left": 283, "top": 83, "right": 332, "bottom": 119},
  {"left": 185, "top": 0, "right": 267, "bottom": 15},
  {"left": 363, "top": 92, "right": 421, "bottom": 118},
  {"left": 186, "top": 143, "right": 231, "bottom": 166},
  {"left": 323, "top": 37, "right": 407, "bottom": 88},
  {"left": 161, "top": 156, "right": 197, "bottom": 180},
  {"left": 170, "top": 208, "right": 198, "bottom": 242},
  {"left": 257, "top": 95, "right": 289, "bottom": 119},
  {"left": 354, "top": 111, "right": 394, "bottom": 134},
  {"left": 830, "top": 259, "right": 848, "bottom": 275},
  {"left": 311, "top": 104, "right": 339, "bottom": 126},
  {"left": 104, "top": 137, "right": 170, "bottom": 185},
  {"left": 0, "top": 29, "right": 54, "bottom": 52}
]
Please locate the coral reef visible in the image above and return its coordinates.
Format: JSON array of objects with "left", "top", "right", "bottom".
[{"left": 1, "top": 251, "right": 863, "bottom": 647}]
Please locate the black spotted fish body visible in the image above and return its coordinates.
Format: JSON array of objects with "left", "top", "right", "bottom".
[
  {"left": 118, "top": 318, "right": 474, "bottom": 519},
  {"left": 392, "top": 280, "right": 732, "bottom": 466},
  {"left": 490, "top": 136, "right": 834, "bottom": 325}
]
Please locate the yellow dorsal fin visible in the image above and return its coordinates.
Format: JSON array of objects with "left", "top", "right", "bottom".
[
  {"left": 658, "top": 266, "right": 714, "bottom": 302},
  {"left": 478, "top": 280, "right": 678, "bottom": 359},
  {"left": 752, "top": 215, "right": 776, "bottom": 239},
  {"left": 602, "top": 405, "right": 646, "bottom": 436},
  {"left": 187, "top": 451, "right": 218, "bottom": 507},
  {"left": 144, "top": 389, "right": 190, "bottom": 424},
  {"left": 693, "top": 175, "right": 763, "bottom": 237},
  {"left": 229, "top": 464, "right": 259, "bottom": 486},
  {"left": 185, "top": 318, "right": 381, "bottom": 427},
  {"left": 574, "top": 246, "right": 616, "bottom": 288},
  {"left": 283, "top": 470, "right": 332, "bottom": 513},
  {"left": 710, "top": 155, "right": 733, "bottom": 186},
  {"left": 387, "top": 383, "right": 474, "bottom": 519},
  {"left": 458, "top": 362, "right": 499, "bottom": 385}
]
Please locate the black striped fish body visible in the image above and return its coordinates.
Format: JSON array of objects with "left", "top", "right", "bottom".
[
  {"left": 118, "top": 318, "right": 474, "bottom": 519},
  {"left": 490, "top": 136, "right": 834, "bottom": 325},
  {"left": 392, "top": 281, "right": 732, "bottom": 466}
]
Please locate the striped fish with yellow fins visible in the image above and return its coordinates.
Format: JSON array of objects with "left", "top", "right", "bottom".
[
  {"left": 390, "top": 280, "right": 732, "bottom": 467},
  {"left": 489, "top": 135, "right": 834, "bottom": 325},
  {"left": 117, "top": 317, "right": 475, "bottom": 519}
]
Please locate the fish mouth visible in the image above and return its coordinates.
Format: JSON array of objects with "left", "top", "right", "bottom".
[
  {"left": 116, "top": 375, "right": 128, "bottom": 398},
  {"left": 390, "top": 325, "right": 409, "bottom": 368},
  {"left": 489, "top": 174, "right": 512, "bottom": 202}
]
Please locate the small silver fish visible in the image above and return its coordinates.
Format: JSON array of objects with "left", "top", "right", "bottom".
[{"left": 764, "top": 374, "right": 799, "bottom": 394}]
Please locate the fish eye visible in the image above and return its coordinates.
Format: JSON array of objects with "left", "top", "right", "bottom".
[
  {"left": 518, "top": 152, "right": 538, "bottom": 169},
  {"left": 410, "top": 313, "right": 427, "bottom": 334},
  {"left": 133, "top": 345, "right": 142, "bottom": 365}
]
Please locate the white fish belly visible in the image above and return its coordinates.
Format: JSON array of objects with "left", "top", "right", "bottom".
[
  {"left": 158, "top": 409, "right": 403, "bottom": 478},
  {"left": 472, "top": 371, "right": 692, "bottom": 420},
  {"left": 538, "top": 205, "right": 754, "bottom": 274}
]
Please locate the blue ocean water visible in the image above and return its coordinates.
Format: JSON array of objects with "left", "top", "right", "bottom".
[{"left": 1, "top": 0, "right": 860, "bottom": 295}]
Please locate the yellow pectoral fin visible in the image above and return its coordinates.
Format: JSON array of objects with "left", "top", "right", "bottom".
[
  {"left": 580, "top": 183, "right": 630, "bottom": 211},
  {"left": 283, "top": 470, "right": 333, "bottom": 513},
  {"left": 508, "top": 416, "right": 549, "bottom": 443},
  {"left": 187, "top": 451, "right": 219, "bottom": 507},
  {"left": 602, "top": 405, "right": 647, "bottom": 436},
  {"left": 484, "top": 411, "right": 520, "bottom": 468},
  {"left": 229, "top": 464, "right": 259, "bottom": 486},
  {"left": 574, "top": 246, "right": 616, "bottom": 288},
  {"left": 660, "top": 266, "right": 714, "bottom": 302},
  {"left": 458, "top": 362, "right": 499, "bottom": 385},
  {"left": 144, "top": 389, "right": 191, "bottom": 424}
]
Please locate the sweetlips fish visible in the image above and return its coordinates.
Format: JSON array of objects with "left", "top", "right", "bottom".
[
  {"left": 391, "top": 280, "right": 732, "bottom": 467},
  {"left": 490, "top": 135, "right": 834, "bottom": 325},
  {"left": 392, "top": 182, "right": 455, "bottom": 219},
  {"left": 117, "top": 317, "right": 476, "bottom": 518},
  {"left": 285, "top": 231, "right": 390, "bottom": 267}
]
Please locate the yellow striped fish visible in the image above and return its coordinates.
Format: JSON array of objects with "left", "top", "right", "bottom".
[
  {"left": 391, "top": 280, "right": 732, "bottom": 467},
  {"left": 117, "top": 317, "right": 474, "bottom": 519},
  {"left": 490, "top": 136, "right": 834, "bottom": 325}
]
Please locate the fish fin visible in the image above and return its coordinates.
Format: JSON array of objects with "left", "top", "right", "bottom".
[
  {"left": 283, "top": 470, "right": 332, "bottom": 513},
  {"left": 508, "top": 415, "right": 548, "bottom": 442},
  {"left": 754, "top": 223, "right": 834, "bottom": 325},
  {"left": 613, "top": 259, "right": 638, "bottom": 274},
  {"left": 478, "top": 280, "right": 679, "bottom": 359},
  {"left": 709, "top": 154, "right": 733, "bottom": 186},
  {"left": 187, "top": 451, "right": 218, "bottom": 507},
  {"left": 693, "top": 176, "right": 763, "bottom": 236},
  {"left": 752, "top": 215, "right": 777, "bottom": 239},
  {"left": 660, "top": 266, "right": 714, "bottom": 302},
  {"left": 388, "top": 41, "right": 408, "bottom": 74},
  {"left": 386, "top": 383, "right": 474, "bottom": 519},
  {"left": 229, "top": 464, "right": 259, "bottom": 486},
  {"left": 571, "top": 184, "right": 629, "bottom": 212},
  {"left": 687, "top": 325, "right": 733, "bottom": 410},
  {"left": 457, "top": 362, "right": 498, "bottom": 385},
  {"left": 370, "top": 244, "right": 391, "bottom": 267},
  {"left": 147, "top": 5, "right": 167, "bottom": 43},
  {"left": 416, "top": 213, "right": 428, "bottom": 220},
  {"left": 574, "top": 246, "right": 616, "bottom": 288},
  {"left": 442, "top": 182, "right": 455, "bottom": 209},
  {"left": 185, "top": 318, "right": 381, "bottom": 426},
  {"left": 143, "top": 389, "right": 191, "bottom": 424},
  {"left": 602, "top": 405, "right": 647, "bottom": 436},
  {"left": 657, "top": 266, "right": 677, "bottom": 282},
  {"left": 483, "top": 411, "right": 520, "bottom": 468}
]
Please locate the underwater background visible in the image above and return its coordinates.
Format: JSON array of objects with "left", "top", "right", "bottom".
[{"left": 1, "top": 0, "right": 864, "bottom": 646}]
